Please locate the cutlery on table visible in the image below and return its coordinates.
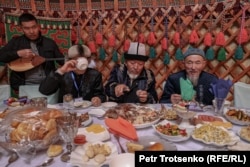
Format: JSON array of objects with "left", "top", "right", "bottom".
[
  {"left": 5, "top": 152, "right": 18, "bottom": 167},
  {"left": 36, "top": 157, "right": 54, "bottom": 167}
]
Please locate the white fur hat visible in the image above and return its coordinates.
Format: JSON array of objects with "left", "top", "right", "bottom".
[{"left": 68, "top": 44, "right": 91, "bottom": 58}]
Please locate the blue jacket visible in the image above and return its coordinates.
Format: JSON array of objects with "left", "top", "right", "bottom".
[
  {"left": 160, "top": 70, "right": 218, "bottom": 105},
  {"left": 105, "top": 64, "right": 158, "bottom": 103}
]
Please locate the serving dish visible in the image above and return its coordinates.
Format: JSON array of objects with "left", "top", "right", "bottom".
[
  {"left": 70, "top": 141, "right": 118, "bottom": 167},
  {"left": 102, "top": 102, "right": 118, "bottom": 108},
  {"left": 74, "top": 100, "right": 92, "bottom": 109},
  {"left": 192, "top": 114, "right": 232, "bottom": 129},
  {"left": 224, "top": 107, "right": 250, "bottom": 125},
  {"left": 192, "top": 124, "right": 239, "bottom": 146},
  {"left": 88, "top": 109, "right": 106, "bottom": 118},
  {"left": 105, "top": 103, "right": 161, "bottom": 129},
  {"left": 152, "top": 120, "right": 192, "bottom": 142},
  {"left": 237, "top": 126, "right": 250, "bottom": 143},
  {"left": 77, "top": 124, "right": 110, "bottom": 142},
  {"left": 227, "top": 141, "right": 250, "bottom": 151}
]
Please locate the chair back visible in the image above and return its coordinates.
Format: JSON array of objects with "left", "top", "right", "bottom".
[
  {"left": 19, "top": 85, "right": 59, "bottom": 104},
  {"left": 0, "top": 84, "right": 11, "bottom": 104},
  {"left": 234, "top": 82, "right": 250, "bottom": 108}
]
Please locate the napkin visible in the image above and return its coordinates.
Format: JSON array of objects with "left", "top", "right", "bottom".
[
  {"left": 180, "top": 77, "right": 196, "bottom": 101},
  {"left": 210, "top": 79, "right": 233, "bottom": 98},
  {"left": 105, "top": 117, "right": 138, "bottom": 141}
]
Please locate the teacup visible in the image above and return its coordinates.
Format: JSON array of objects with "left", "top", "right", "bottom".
[{"left": 76, "top": 57, "right": 88, "bottom": 70}]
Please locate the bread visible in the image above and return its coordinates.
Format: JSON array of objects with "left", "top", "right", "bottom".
[
  {"left": 47, "top": 144, "right": 63, "bottom": 157},
  {"left": 126, "top": 142, "right": 144, "bottom": 153},
  {"left": 147, "top": 142, "right": 164, "bottom": 151}
]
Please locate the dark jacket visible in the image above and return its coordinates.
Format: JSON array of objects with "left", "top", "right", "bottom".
[
  {"left": 160, "top": 70, "right": 218, "bottom": 105},
  {"left": 104, "top": 64, "right": 158, "bottom": 103},
  {"left": 0, "top": 34, "right": 64, "bottom": 90},
  {"left": 39, "top": 68, "right": 106, "bottom": 103}
]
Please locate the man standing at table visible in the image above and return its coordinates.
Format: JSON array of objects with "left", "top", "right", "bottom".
[
  {"left": 105, "top": 42, "right": 158, "bottom": 103},
  {"left": 0, "top": 13, "right": 64, "bottom": 93},
  {"left": 160, "top": 47, "right": 217, "bottom": 105}
]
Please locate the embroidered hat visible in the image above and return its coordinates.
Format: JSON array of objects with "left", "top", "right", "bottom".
[
  {"left": 67, "top": 44, "right": 91, "bottom": 59},
  {"left": 124, "top": 42, "right": 149, "bottom": 62},
  {"left": 183, "top": 47, "right": 205, "bottom": 59}
]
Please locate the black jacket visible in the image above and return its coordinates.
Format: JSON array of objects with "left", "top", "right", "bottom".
[
  {"left": 104, "top": 64, "right": 158, "bottom": 103},
  {"left": 39, "top": 68, "right": 106, "bottom": 103},
  {"left": 0, "top": 34, "right": 64, "bottom": 90},
  {"left": 159, "top": 70, "right": 218, "bottom": 105}
]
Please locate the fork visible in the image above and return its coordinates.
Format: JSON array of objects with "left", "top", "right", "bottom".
[{"left": 114, "top": 134, "right": 126, "bottom": 153}]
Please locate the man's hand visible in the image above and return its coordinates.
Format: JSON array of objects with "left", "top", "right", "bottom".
[
  {"left": 136, "top": 90, "right": 148, "bottom": 103},
  {"left": 170, "top": 94, "right": 182, "bottom": 104},
  {"left": 58, "top": 60, "right": 77, "bottom": 74},
  {"left": 91, "top": 97, "right": 101, "bottom": 107},
  {"left": 115, "top": 84, "right": 130, "bottom": 97},
  {"left": 17, "top": 49, "right": 36, "bottom": 58}
]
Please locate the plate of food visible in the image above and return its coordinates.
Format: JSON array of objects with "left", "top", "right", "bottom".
[
  {"left": 88, "top": 108, "right": 106, "bottom": 118},
  {"left": 152, "top": 120, "right": 192, "bottom": 142},
  {"left": 237, "top": 125, "right": 250, "bottom": 143},
  {"left": 70, "top": 141, "right": 118, "bottom": 167},
  {"left": 77, "top": 124, "right": 110, "bottom": 142},
  {"left": 74, "top": 100, "right": 92, "bottom": 109},
  {"left": 191, "top": 114, "right": 233, "bottom": 129},
  {"left": 78, "top": 113, "right": 92, "bottom": 127},
  {"left": 102, "top": 102, "right": 118, "bottom": 108},
  {"left": 105, "top": 103, "right": 161, "bottom": 129},
  {"left": 125, "top": 135, "right": 177, "bottom": 153},
  {"left": 224, "top": 107, "right": 250, "bottom": 125},
  {"left": 192, "top": 124, "right": 239, "bottom": 147}
]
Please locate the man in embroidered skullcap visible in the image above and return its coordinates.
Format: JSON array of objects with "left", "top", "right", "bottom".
[
  {"left": 160, "top": 47, "right": 218, "bottom": 105},
  {"left": 105, "top": 42, "right": 158, "bottom": 103},
  {"left": 39, "top": 44, "right": 106, "bottom": 106}
]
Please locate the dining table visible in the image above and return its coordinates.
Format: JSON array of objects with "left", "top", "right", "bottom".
[{"left": 0, "top": 103, "right": 249, "bottom": 167}]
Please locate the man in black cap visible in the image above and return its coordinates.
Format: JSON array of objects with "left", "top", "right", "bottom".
[
  {"left": 160, "top": 47, "right": 217, "bottom": 105},
  {"left": 105, "top": 42, "right": 158, "bottom": 103}
]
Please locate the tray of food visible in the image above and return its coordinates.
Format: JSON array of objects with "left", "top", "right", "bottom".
[
  {"left": 192, "top": 124, "right": 239, "bottom": 147},
  {"left": 104, "top": 103, "right": 160, "bottom": 129},
  {"left": 224, "top": 107, "right": 250, "bottom": 125},
  {"left": 152, "top": 120, "right": 192, "bottom": 142},
  {"left": 191, "top": 114, "right": 233, "bottom": 129}
]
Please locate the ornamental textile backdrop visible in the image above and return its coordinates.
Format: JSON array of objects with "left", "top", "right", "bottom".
[{"left": 3, "top": 13, "right": 71, "bottom": 96}]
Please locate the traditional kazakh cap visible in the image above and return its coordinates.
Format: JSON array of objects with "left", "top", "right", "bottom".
[
  {"left": 67, "top": 44, "right": 91, "bottom": 59},
  {"left": 124, "top": 42, "right": 149, "bottom": 62}
]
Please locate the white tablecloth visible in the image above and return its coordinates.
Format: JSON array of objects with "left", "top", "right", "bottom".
[{"left": 0, "top": 104, "right": 247, "bottom": 167}]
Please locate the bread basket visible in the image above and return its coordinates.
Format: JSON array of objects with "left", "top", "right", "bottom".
[{"left": 0, "top": 106, "right": 64, "bottom": 152}]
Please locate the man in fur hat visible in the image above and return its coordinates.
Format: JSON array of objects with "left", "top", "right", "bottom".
[
  {"left": 39, "top": 44, "right": 106, "bottom": 106},
  {"left": 105, "top": 42, "right": 158, "bottom": 103}
]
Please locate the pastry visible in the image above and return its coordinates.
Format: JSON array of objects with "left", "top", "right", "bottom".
[
  {"left": 47, "top": 144, "right": 63, "bottom": 157},
  {"left": 147, "top": 142, "right": 164, "bottom": 151},
  {"left": 126, "top": 142, "right": 144, "bottom": 153}
]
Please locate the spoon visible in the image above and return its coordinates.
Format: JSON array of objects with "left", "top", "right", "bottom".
[
  {"left": 60, "top": 151, "right": 71, "bottom": 162},
  {"left": 5, "top": 152, "right": 18, "bottom": 167},
  {"left": 36, "top": 158, "right": 54, "bottom": 167}
]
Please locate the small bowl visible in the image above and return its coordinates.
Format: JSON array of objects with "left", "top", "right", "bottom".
[
  {"left": 109, "top": 153, "right": 134, "bottom": 167},
  {"left": 176, "top": 110, "right": 196, "bottom": 119}
]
